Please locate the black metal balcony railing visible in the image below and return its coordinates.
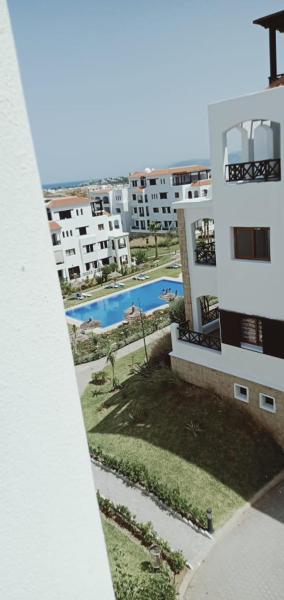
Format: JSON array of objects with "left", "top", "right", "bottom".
[
  {"left": 201, "top": 306, "right": 219, "bottom": 325},
  {"left": 226, "top": 158, "right": 281, "bottom": 183},
  {"left": 195, "top": 242, "right": 216, "bottom": 265},
  {"left": 178, "top": 322, "right": 221, "bottom": 351}
]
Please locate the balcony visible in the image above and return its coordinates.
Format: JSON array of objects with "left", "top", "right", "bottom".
[
  {"left": 201, "top": 305, "right": 219, "bottom": 325},
  {"left": 226, "top": 158, "right": 281, "bottom": 183},
  {"left": 178, "top": 322, "right": 221, "bottom": 351},
  {"left": 195, "top": 242, "right": 216, "bottom": 265}
]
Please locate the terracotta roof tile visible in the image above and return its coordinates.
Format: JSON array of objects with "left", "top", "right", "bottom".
[
  {"left": 48, "top": 221, "right": 62, "bottom": 231},
  {"left": 129, "top": 165, "right": 210, "bottom": 179},
  {"left": 47, "top": 196, "right": 90, "bottom": 209},
  {"left": 191, "top": 179, "right": 212, "bottom": 187}
]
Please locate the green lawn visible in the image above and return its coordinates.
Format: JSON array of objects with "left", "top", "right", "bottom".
[
  {"left": 102, "top": 515, "right": 151, "bottom": 578},
  {"left": 65, "top": 262, "right": 181, "bottom": 309},
  {"left": 81, "top": 347, "right": 284, "bottom": 527}
]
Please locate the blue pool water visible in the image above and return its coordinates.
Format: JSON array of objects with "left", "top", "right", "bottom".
[{"left": 66, "top": 279, "right": 184, "bottom": 328}]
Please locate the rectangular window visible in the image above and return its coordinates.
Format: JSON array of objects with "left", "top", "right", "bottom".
[
  {"left": 58, "top": 209, "right": 72, "bottom": 220},
  {"left": 259, "top": 393, "right": 276, "bottom": 413},
  {"left": 160, "top": 192, "right": 167, "bottom": 199},
  {"left": 149, "top": 179, "right": 157, "bottom": 186},
  {"left": 175, "top": 192, "right": 179, "bottom": 198},
  {"left": 234, "top": 383, "right": 249, "bottom": 403},
  {"left": 62, "top": 231, "right": 65, "bottom": 238},
  {"left": 116, "top": 208, "right": 121, "bottom": 213},
  {"left": 241, "top": 316, "right": 263, "bottom": 352},
  {"left": 80, "top": 208, "right": 83, "bottom": 215},
  {"left": 153, "top": 207, "right": 159, "bottom": 213},
  {"left": 99, "top": 240, "right": 108, "bottom": 249},
  {"left": 76, "top": 209, "right": 79, "bottom": 216},
  {"left": 133, "top": 207, "right": 137, "bottom": 214},
  {"left": 76, "top": 226, "right": 88, "bottom": 236},
  {"left": 132, "top": 194, "right": 136, "bottom": 200},
  {"left": 84, "top": 244, "right": 95, "bottom": 254},
  {"left": 98, "top": 224, "right": 104, "bottom": 231},
  {"left": 132, "top": 181, "right": 137, "bottom": 187},
  {"left": 66, "top": 248, "right": 76, "bottom": 256},
  {"left": 145, "top": 194, "right": 148, "bottom": 202},
  {"left": 234, "top": 227, "right": 270, "bottom": 261}
]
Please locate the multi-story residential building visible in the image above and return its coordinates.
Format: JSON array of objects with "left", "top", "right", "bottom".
[
  {"left": 47, "top": 195, "right": 131, "bottom": 281},
  {"left": 88, "top": 185, "right": 130, "bottom": 231},
  {"left": 170, "top": 10, "right": 284, "bottom": 447},
  {"left": 129, "top": 166, "right": 211, "bottom": 233}
]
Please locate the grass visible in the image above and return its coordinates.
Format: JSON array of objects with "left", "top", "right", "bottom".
[
  {"left": 65, "top": 262, "right": 181, "bottom": 308},
  {"left": 102, "top": 515, "right": 151, "bottom": 578},
  {"left": 82, "top": 346, "right": 284, "bottom": 527}
]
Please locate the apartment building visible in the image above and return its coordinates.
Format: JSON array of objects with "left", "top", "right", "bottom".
[
  {"left": 47, "top": 195, "right": 131, "bottom": 281},
  {"left": 170, "top": 10, "right": 284, "bottom": 447},
  {"left": 129, "top": 166, "right": 211, "bottom": 233},
  {"left": 88, "top": 185, "right": 130, "bottom": 231}
]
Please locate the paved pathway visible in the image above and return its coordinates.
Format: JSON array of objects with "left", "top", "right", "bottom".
[
  {"left": 185, "top": 481, "right": 284, "bottom": 600},
  {"left": 75, "top": 326, "right": 170, "bottom": 396},
  {"left": 91, "top": 461, "right": 212, "bottom": 569}
]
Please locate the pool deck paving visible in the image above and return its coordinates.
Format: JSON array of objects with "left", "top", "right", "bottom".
[{"left": 75, "top": 326, "right": 170, "bottom": 396}]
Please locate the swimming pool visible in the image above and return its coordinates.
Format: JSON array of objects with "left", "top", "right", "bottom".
[{"left": 66, "top": 278, "right": 184, "bottom": 328}]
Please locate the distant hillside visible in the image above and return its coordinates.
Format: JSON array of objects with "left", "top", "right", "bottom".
[{"left": 169, "top": 158, "right": 210, "bottom": 168}]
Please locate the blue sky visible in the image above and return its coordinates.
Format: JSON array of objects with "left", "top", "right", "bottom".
[{"left": 8, "top": 0, "right": 284, "bottom": 183}]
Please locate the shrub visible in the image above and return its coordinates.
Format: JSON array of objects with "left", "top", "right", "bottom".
[
  {"left": 91, "top": 445, "right": 207, "bottom": 529},
  {"left": 113, "top": 568, "right": 176, "bottom": 600},
  {"left": 148, "top": 332, "right": 172, "bottom": 368},
  {"left": 91, "top": 371, "right": 107, "bottom": 385},
  {"left": 98, "top": 493, "right": 186, "bottom": 575},
  {"left": 169, "top": 296, "right": 186, "bottom": 324},
  {"left": 133, "top": 248, "right": 148, "bottom": 265}
]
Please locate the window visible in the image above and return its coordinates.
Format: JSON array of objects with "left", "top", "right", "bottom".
[
  {"left": 66, "top": 248, "right": 76, "bottom": 256},
  {"left": 114, "top": 220, "right": 120, "bottom": 229},
  {"left": 188, "top": 191, "right": 192, "bottom": 199},
  {"left": 145, "top": 194, "right": 148, "bottom": 202},
  {"left": 173, "top": 209, "right": 177, "bottom": 213},
  {"left": 80, "top": 208, "right": 83, "bottom": 215},
  {"left": 133, "top": 207, "right": 137, "bottom": 214},
  {"left": 241, "top": 316, "right": 263, "bottom": 352},
  {"left": 259, "top": 393, "right": 276, "bottom": 413},
  {"left": 66, "top": 231, "right": 69, "bottom": 237},
  {"left": 202, "top": 189, "right": 208, "bottom": 197},
  {"left": 58, "top": 209, "right": 72, "bottom": 220},
  {"left": 132, "top": 181, "right": 137, "bottom": 187},
  {"left": 175, "top": 192, "right": 179, "bottom": 198},
  {"left": 76, "top": 209, "right": 79, "bottom": 216},
  {"left": 76, "top": 226, "right": 88, "bottom": 236},
  {"left": 109, "top": 222, "right": 113, "bottom": 231},
  {"left": 84, "top": 244, "right": 95, "bottom": 254},
  {"left": 146, "top": 207, "right": 149, "bottom": 216},
  {"left": 98, "top": 224, "right": 104, "bottom": 231},
  {"left": 234, "top": 383, "right": 249, "bottom": 403},
  {"left": 132, "top": 194, "right": 136, "bottom": 200},
  {"left": 99, "top": 240, "right": 108, "bottom": 249},
  {"left": 116, "top": 208, "right": 121, "bottom": 213},
  {"left": 149, "top": 179, "right": 157, "bottom": 185},
  {"left": 153, "top": 207, "right": 159, "bottom": 213},
  {"left": 85, "top": 260, "right": 98, "bottom": 271},
  {"left": 234, "top": 228, "right": 270, "bottom": 261},
  {"left": 151, "top": 193, "right": 158, "bottom": 200},
  {"left": 194, "top": 191, "right": 199, "bottom": 198},
  {"left": 160, "top": 192, "right": 167, "bottom": 199},
  {"left": 62, "top": 231, "right": 65, "bottom": 238}
]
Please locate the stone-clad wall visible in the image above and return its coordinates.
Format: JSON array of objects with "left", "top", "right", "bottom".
[
  {"left": 177, "top": 208, "right": 193, "bottom": 325},
  {"left": 171, "top": 355, "right": 284, "bottom": 448}
]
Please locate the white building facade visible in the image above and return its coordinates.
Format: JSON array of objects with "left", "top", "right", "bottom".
[
  {"left": 88, "top": 185, "right": 130, "bottom": 232},
  {"left": 47, "top": 195, "right": 131, "bottom": 281},
  {"left": 129, "top": 166, "right": 211, "bottom": 233},
  {"left": 171, "top": 12, "right": 284, "bottom": 447}
]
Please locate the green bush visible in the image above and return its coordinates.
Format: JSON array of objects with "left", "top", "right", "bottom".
[
  {"left": 92, "top": 446, "right": 207, "bottom": 529},
  {"left": 97, "top": 493, "right": 186, "bottom": 575},
  {"left": 91, "top": 371, "right": 107, "bottom": 385},
  {"left": 169, "top": 296, "right": 186, "bottom": 324},
  {"left": 113, "top": 567, "right": 176, "bottom": 600},
  {"left": 133, "top": 248, "right": 148, "bottom": 265}
]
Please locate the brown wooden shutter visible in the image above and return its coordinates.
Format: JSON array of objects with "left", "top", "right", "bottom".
[
  {"left": 262, "top": 317, "right": 284, "bottom": 359},
  {"left": 219, "top": 310, "right": 241, "bottom": 347}
]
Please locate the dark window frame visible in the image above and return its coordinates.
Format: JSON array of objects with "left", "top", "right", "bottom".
[{"left": 234, "top": 227, "right": 270, "bottom": 261}]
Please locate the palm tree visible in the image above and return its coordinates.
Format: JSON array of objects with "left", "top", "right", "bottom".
[
  {"left": 149, "top": 221, "right": 160, "bottom": 259},
  {"left": 105, "top": 342, "right": 117, "bottom": 389}
]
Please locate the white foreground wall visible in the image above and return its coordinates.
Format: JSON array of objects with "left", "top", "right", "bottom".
[{"left": 0, "top": 2, "right": 114, "bottom": 598}]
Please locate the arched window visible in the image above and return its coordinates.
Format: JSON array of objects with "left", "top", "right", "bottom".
[{"left": 188, "top": 191, "right": 192, "bottom": 199}]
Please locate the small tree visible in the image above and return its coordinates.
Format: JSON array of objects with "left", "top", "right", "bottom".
[
  {"left": 149, "top": 221, "right": 161, "bottom": 259},
  {"left": 169, "top": 296, "right": 186, "bottom": 324},
  {"left": 105, "top": 342, "right": 118, "bottom": 388},
  {"left": 102, "top": 264, "right": 112, "bottom": 282},
  {"left": 133, "top": 248, "right": 147, "bottom": 265}
]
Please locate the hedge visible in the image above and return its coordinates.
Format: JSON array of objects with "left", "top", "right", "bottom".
[
  {"left": 98, "top": 493, "right": 186, "bottom": 574},
  {"left": 90, "top": 445, "right": 207, "bottom": 529}
]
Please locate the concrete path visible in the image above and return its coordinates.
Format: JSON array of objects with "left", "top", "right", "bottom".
[
  {"left": 91, "top": 461, "right": 212, "bottom": 569},
  {"left": 76, "top": 326, "right": 170, "bottom": 396},
  {"left": 185, "top": 481, "right": 284, "bottom": 600}
]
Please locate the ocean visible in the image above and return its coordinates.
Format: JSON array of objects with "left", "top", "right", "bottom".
[{"left": 42, "top": 179, "right": 91, "bottom": 190}]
